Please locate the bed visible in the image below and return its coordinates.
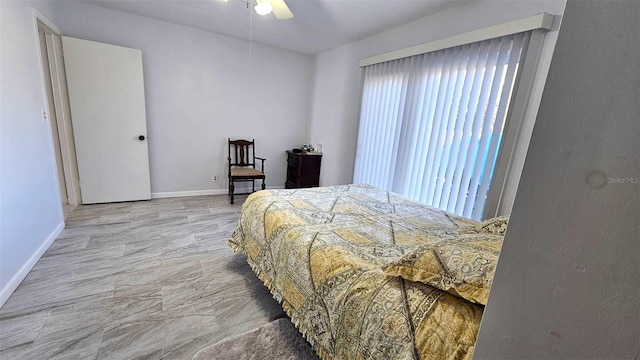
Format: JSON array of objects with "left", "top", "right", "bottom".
[{"left": 228, "top": 184, "right": 507, "bottom": 360}]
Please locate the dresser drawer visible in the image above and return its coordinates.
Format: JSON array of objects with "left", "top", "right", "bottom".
[{"left": 287, "top": 152, "right": 300, "bottom": 167}]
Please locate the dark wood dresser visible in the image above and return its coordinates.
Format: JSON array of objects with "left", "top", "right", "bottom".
[{"left": 285, "top": 151, "right": 322, "bottom": 189}]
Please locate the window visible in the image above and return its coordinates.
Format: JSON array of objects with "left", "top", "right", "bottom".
[{"left": 353, "top": 32, "right": 530, "bottom": 220}]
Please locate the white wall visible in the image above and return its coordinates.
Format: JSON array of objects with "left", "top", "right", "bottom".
[
  {"left": 0, "top": 0, "right": 65, "bottom": 306},
  {"left": 54, "top": 2, "right": 314, "bottom": 195},
  {"left": 309, "top": 0, "right": 567, "bottom": 188},
  {"left": 474, "top": 0, "right": 640, "bottom": 357}
]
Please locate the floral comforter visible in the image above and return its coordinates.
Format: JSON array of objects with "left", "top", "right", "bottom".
[{"left": 228, "top": 184, "right": 501, "bottom": 360}]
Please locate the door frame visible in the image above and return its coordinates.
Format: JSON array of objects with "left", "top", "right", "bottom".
[{"left": 33, "top": 8, "right": 82, "bottom": 206}]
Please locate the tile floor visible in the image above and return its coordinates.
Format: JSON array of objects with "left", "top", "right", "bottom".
[{"left": 0, "top": 195, "right": 285, "bottom": 359}]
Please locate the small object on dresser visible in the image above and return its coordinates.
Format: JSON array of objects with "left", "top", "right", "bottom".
[{"left": 301, "top": 144, "right": 315, "bottom": 153}]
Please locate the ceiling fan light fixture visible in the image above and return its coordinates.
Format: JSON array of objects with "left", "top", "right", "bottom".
[{"left": 255, "top": 0, "right": 273, "bottom": 16}]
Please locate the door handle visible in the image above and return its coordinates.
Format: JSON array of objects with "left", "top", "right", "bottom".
[{"left": 138, "top": 135, "right": 146, "bottom": 141}]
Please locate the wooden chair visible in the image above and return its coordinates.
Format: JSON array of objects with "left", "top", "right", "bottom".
[{"left": 228, "top": 138, "right": 266, "bottom": 204}]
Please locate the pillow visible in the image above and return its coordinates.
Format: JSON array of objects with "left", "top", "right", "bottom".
[
  {"left": 383, "top": 233, "right": 503, "bottom": 305},
  {"left": 475, "top": 215, "right": 510, "bottom": 235}
]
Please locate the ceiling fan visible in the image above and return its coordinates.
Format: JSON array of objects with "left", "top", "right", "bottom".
[{"left": 251, "top": 0, "right": 294, "bottom": 19}]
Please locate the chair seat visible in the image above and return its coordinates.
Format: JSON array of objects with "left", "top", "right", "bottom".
[{"left": 231, "top": 168, "right": 264, "bottom": 177}]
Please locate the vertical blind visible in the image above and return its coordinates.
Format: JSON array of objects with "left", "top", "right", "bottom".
[{"left": 353, "top": 32, "right": 530, "bottom": 220}]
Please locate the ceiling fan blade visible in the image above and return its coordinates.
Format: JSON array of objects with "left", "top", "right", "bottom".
[{"left": 272, "top": 0, "right": 293, "bottom": 20}]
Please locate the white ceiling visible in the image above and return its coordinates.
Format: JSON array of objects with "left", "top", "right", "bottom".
[{"left": 79, "top": 0, "right": 465, "bottom": 54}]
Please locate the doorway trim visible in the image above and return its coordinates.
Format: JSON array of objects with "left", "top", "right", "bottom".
[{"left": 33, "top": 8, "right": 82, "bottom": 206}]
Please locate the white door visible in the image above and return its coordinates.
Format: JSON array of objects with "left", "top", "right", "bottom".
[{"left": 62, "top": 37, "right": 151, "bottom": 204}]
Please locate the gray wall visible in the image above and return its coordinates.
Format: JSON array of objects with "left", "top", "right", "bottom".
[
  {"left": 55, "top": 2, "right": 314, "bottom": 196},
  {"left": 474, "top": 0, "right": 640, "bottom": 358},
  {"left": 0, "top": 0, "right": 65, "bottom": 305}
]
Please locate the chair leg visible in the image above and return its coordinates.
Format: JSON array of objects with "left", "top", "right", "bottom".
[
  {"left": 261, "top": 178, "right": 265, "bottom": 190},
  {"left": 252, "top": 180, "right": 255, "bottom": 193},
  {"left": 230, "top": 182, "right": 235, "bottom": 204}
]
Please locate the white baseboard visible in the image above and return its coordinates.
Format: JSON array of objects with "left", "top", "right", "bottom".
[
  {"left": 151, "top": 189, "right": 228, "bottom": 199},
  {"left": 0, "top": 221, "right": 64, "bottom": 307},
  {"left": 151, "top": 186, "right": 285, "bottom": 199}
]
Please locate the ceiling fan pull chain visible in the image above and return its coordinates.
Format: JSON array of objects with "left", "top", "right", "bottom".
[{"left": 249, "top": 0, "right": 253, "bottom": 71}]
